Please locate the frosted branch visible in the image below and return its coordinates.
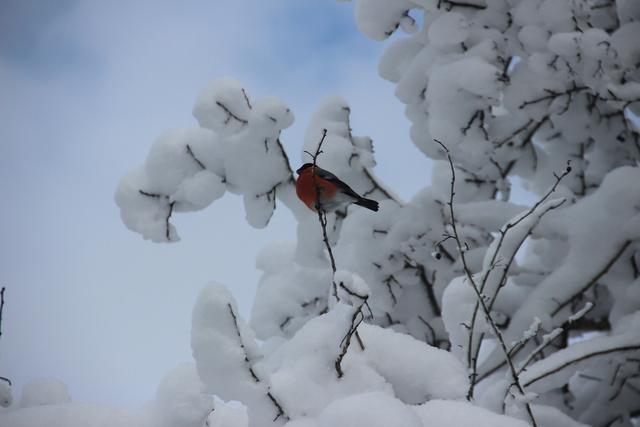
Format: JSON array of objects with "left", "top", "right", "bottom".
[
  {"left": 550, "top": 240, "right": 632, "bottom": 317},
  {"left": 522, "top": 343, "right": 640, "bottom": 389},
  {"left": 517, "top": 303, "right": 593, "bottom": 376}
]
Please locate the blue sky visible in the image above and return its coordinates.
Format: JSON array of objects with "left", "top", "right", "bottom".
[{"left": 0, "top": 0, "right": 429, "bottom": 408}]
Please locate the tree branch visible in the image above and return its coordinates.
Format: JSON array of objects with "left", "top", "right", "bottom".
[
  {"left": 0, "top": 288, "right": 5, "bottom": 343},
  {"left": 435, "top": 139, "right": 537, "bottom": 426},
  {"left": 227, "top": 303, "right": 288, "bottom": 422},
  {"left": 186, "top": 144, "right": 206, "bottom": 170},
  {"left": 216, "top": 101, "right": 248, "bottom": 124},
  {"left": 305, "top": 129, "right": 339, "bottom": 300}
]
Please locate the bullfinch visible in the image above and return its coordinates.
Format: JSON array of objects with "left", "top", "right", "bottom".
[{"left": 295, "top": 163, "right": 379, "bottom": 213}]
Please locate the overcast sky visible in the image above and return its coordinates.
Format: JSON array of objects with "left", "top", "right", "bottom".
[{"left": 0, "top": 0, "right": 433, "bottom": 408}]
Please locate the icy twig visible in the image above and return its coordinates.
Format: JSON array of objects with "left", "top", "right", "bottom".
[
  {"left": 509, "top": 318, "right": 543, "bottom": 358},
  {"left": 435, "top": 139, "right": 537, "bottom": 427}
]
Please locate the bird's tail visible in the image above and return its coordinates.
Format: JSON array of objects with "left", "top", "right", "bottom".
[{"left": 355, "top": 197, "right": 379, "bottom": 212}]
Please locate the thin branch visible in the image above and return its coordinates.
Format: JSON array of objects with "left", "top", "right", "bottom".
[
  {"left": 435, "top": 139, "right": 537, "bottom": 427},
  {"left": 522, "top": 344, "right": 640, "bottom": 388},
  {"left": 519, "top": 86, "right": 588, "bottom": 110},
  {"left": 517, "top": 303, "right": 594, "bottom": 375},
  {"left": 139, "top": 190, "right": 166, "bottom": 199},
  {"left": 477, "top": 240, "right": 633, "bottom": 384},
  {"left": 227, "top": 303, "right": 288, "bottom": 422},
  {"left": 361, "top": 167, "right": 401, "bottom": 203},
  {"left": 438, "top": 0, "right": 487, "bottom": 10},
  {"left": 241, "top": 88, "right": 252, "bottom": 110},
  {"left": 336, "top": 301, "right": 368, "bottom": 378},
  {"left": 305, "top": 129, "right": 339, "bottom": 300},
  {"left": 415, "top": 263, "right": 442, "bottom": 317},
  {"left": 305, "top": 129, "right": 371, "bottom": 378},
  {"left": 0, "top": 288, "right": 5, "bottom": 342},
  {"left": 186, "top": 144, "right": 206, "bottom": 170},
  {"left": 550, "top": 240, "right": 632, "bottom": 317},
  {"left": 463, "top": 162, "right": 570, "bottom": 395},
  {"left": 138, "top": 191, "right": 175, "bottom": 241},
  {"left": 216, "top": 101, "right": 248, "bottom": 124}
]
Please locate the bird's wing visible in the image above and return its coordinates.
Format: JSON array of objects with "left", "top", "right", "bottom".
[{"left": 314, "top": 168, "right": 361, "bottom": 199}]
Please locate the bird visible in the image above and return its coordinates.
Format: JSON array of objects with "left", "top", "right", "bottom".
[{"left": 295, "top": 163, "right": 379, "bottom": 213}]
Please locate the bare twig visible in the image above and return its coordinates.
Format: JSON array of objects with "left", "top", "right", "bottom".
[
  {"left": 186, "top": 144, "right": 206, "bottom": 170},
  {"left": 0, "top": 288, "right": 5, "bottom": 342},
  {"left": 227, "top": 304, "right": 288, "bottom": 422},
  {"left": 304, "top": 129, "right": 370, "bottom": 378},
  {"left": 216, "top": 101, "right": 248, "bottom": 124},
  {"left": 435, "top": 139, "right": 537, "bottom": 427},
  {"left": 336, "top": 302, "right": 368, "bottom": 378},
  {"left": 463, "top": 160, "right": 571, "bottom": 397},
  {"left": 438, "top": 0, "right": 487, "bottom": 10},
  {"left": 477, "top": 239, "right": 632, "bottom": 383},
  {"left": 304, "top": 129, "right": 339, "bottom": 300},
  {"left": 138, "top": 191, "right": 175, "bottom": 241},
  {"left": 519, "top": 86, "right": 588, "bottom": 110}
]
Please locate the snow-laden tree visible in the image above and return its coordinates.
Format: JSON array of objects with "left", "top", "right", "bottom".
[{"left": 114, "top": 0, "right": 640, "bottom": 426}]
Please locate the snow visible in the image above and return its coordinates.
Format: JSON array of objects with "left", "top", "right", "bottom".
[
  {"left": 521, "top": 311, "right": 640, "bottom": 393},
  {"left": 148, "top": 363, "right": 213, "bottom": 427},
  {"left": 8, "top": 0, "right": 640, "bottom": 425},
  {"left": 190, "top": 283, "right": 271, "bottom": 405},
  {"left": 317, "top": 391, "right": 423, "bottom": 427},
  {"left": 355, "top": 323, "right": 469, "bottom": 403},
  {"left": 413, "top": 399, "right": 530, "bottom": 427},
  {"left": 0, "top": 401, "right": 151, "bottom": 427},
  {"left": 354, "top": 0, "right": 418, "bottom": 42},
  {"left": 19, "top": 378, "right": 71, "bottom": 408},
  {"left": 427, "top": 12, "right": 468, "bottom": 48},
  {"left": 115, "top": 76, "right": 297, "bottom": 242}
]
